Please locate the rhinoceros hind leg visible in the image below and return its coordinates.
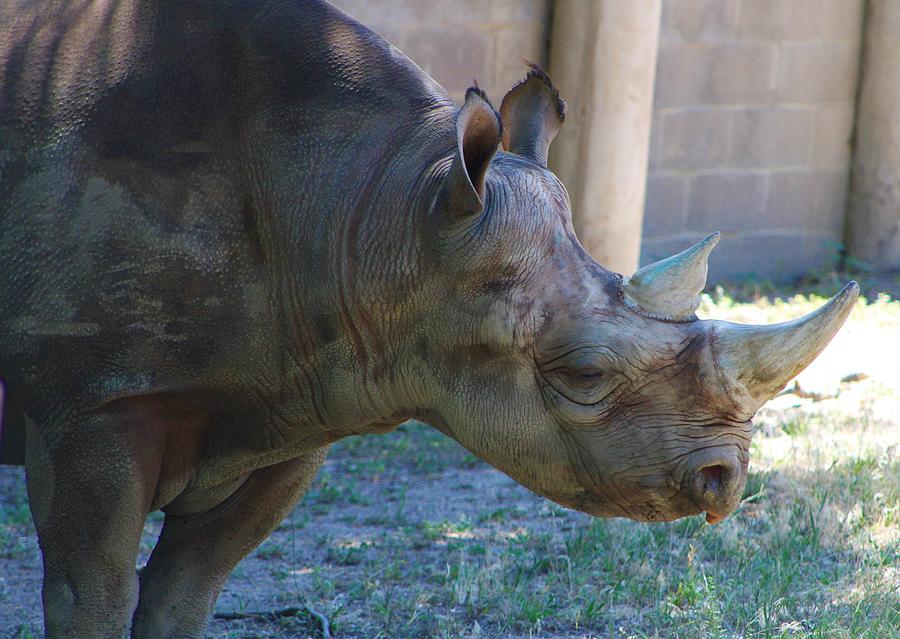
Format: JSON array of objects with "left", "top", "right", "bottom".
[
  {"left": 131, "top": 447, "right": 328, "bottom": 639},
  {"left": 25, "top": 408, "right": 165, "bottom": 639}
]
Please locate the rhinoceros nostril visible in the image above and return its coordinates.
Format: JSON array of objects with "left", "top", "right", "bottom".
[{"left": 700, "top": 464, "right": 727, "bottom": 494}]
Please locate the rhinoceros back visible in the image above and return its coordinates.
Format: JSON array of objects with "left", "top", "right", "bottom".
[
  {"left": 0, "top": 2, "right": 269, "bottom": 416},
  {"left": 0, "top": 0, "right": 453, "bottom": 429}
]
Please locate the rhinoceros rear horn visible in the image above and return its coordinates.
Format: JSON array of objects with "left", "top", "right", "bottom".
[
  {"left": 499, "top": 62, "right": 566, "bottom": 167},
  {"left": 623, "top": 233, "right": 720, "bottom": 321},
  {"left": 441, "top": 86, "right": 502, "bottom": 216}
]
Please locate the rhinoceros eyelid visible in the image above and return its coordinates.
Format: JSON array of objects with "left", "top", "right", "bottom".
[
  {"left": 543, "top": 363, "right": 605, "bottom": 379},
  {"left": 540, "top": 351, "right": 625, "bottom": 403},
  {"left": 538, "top": 343, "right": 619, "bottom": 368},
  {"left": 542, "top": 370, "right": 625, "bottom": 408}
]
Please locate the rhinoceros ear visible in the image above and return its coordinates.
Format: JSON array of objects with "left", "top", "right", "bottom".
[
  {"left": 499, "top": 62, "right": 566, "bottom": 167},
  {"left": 441, "top": 86, "right": 502, "bottom": 216}
]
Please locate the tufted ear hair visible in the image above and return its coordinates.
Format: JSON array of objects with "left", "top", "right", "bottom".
[
  {"left": 441, "top": 86, "right": 502, "bottom": 216},
  {"left": 499, "top": 62, "right": 566, "bottom": 167}
]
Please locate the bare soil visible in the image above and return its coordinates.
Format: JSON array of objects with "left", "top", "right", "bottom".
[{"left": 1, "top": 430, "right": 586, "bottom": 638}]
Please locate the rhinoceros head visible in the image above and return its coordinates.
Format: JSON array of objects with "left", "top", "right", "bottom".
[{"left": 420, "top": 67, "right": 857, "bottom": 524}]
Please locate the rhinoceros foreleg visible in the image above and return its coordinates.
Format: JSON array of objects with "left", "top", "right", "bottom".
[
  {"left": 131, "top": 447, "right": 327, "bottom": 639},
  {"left": 24, "top": 407, "right": 165, "bottom": 639}
]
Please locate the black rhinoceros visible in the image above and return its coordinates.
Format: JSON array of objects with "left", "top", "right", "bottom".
[{"left": 0, "top": 0, "right": 857, "bottom": 636}]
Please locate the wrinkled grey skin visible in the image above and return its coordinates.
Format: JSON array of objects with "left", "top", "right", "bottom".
[{"left": 0, "top": 1, "right": 855, "bottom": 637}]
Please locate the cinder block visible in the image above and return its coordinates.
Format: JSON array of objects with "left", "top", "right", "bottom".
[
  {"left": 399, "top": 27, "right": 494, "bottom": 95},
  {"left": 655, "top": 43, "right": 776, "bottom": 107},
  {"left": 659, "top": 109, "right": 732, "bottom": 171},
  {"left": 660, "top": 0, "right": 738, "bottom": 44},
  {"left": 493, "top": 22, "right": 548, "bottom": 97},
  {"left": 766, "top": 170, "right": 848, "bottom": 234},
  {"left": 654, "top": 46, "right": 708, "bottom": 108},
  {"left": 819, "top": 0, "right": 865, "bottom": 41},
  {"left": 706, "top": 43, "right": 777, "bottom": 103},
  {"left": 648, "top": 111, "right": 665, "bottom": 172},
  {"left": 729, "top": 107, "right": 814, "bottom": 168},
  {"left": 812, "top": 106, "right": 855, "bottom": 169},
  {"left": 686, "top": 172, "right": 766, "bottom": 232},
  {"left": 737, "top": 0, "right": 821, "bottom": 41},
  {"left": 481, "top": 0, "right": 548, "bottom": 25},
  {"left": 442, "top": 0, "right": 547, "bottom": 26},
  {"left": 777, "top": 43, "right": 860, "bottom": 102},
  {"left": 643, "top": 174, "right": 688, "bottom": 237},
  {"left": 816, "top": 172, "right": 850, "bottom": 237}
]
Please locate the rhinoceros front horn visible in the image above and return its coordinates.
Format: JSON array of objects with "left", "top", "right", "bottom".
[
  {"left": 623, "top": 233, "right": 720, "bottom": 321},
  {"left": 710, "top": 281, "right": 859, "bottom": 415}
]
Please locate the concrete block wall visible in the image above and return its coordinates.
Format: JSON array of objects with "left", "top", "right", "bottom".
[
  {"left": 642, "top": 0, "right": 865, "bottom": 281},
  {"left": 329, "top": 0, "right": 550, "bottom": 105}
]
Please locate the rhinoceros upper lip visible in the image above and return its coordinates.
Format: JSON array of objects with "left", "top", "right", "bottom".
[
  {"left": 682, "top": 491, "right": 732, "bottom": 524},
  {"left": 688, "top": 492, "right": 738, "bottom": 525}
]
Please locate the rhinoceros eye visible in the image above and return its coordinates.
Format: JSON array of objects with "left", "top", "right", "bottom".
[
  {"left": 541, "top": 347, "right": 620, "bottom": 405},
  {"left": 562, "top": 368, "right": 603, "bottom": 387}
]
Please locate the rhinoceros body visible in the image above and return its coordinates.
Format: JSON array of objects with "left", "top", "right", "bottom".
[{"left": 0, "top": 1, "right": 857, "bottom": 637}]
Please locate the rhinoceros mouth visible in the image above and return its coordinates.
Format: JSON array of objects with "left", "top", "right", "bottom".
[
  {"left": 568, "top": 480, "right": 741, "bottom": 524},
  {"left": 680, "top": 492, "right": 734, "bottom": 525},
  {"left": 568, "top": 480, "right": 704, "bottom": 522}
]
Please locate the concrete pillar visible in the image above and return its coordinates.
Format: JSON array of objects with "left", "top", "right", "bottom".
[
  {"left": 548, "top": 0, "right": 662, "bottom": 274},
  {"left": 847, "top": 0, "right": 900, "bottom": 270}
]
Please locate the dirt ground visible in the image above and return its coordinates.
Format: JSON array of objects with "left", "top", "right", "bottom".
[
  {"left": 1, "top": 432, "right": 566, "bottom": 638},
  {"left": 1, "top": 273, "right": 898, "bottom": 638}
]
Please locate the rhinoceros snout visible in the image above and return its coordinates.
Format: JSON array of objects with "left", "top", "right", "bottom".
[{"left": 684, "top": 450, "right": 746, "bottom": 524}]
